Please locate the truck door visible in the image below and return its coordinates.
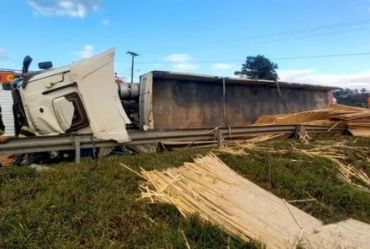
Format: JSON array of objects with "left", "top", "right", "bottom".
[{"left": 70, "top": 48, "right": 131, "bottom": 143}]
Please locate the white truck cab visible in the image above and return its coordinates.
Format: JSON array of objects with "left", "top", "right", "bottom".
[{"left": 9, "top": 48, "right": 132, "bottom": 143}]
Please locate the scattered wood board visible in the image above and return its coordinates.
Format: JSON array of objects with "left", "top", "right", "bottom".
[
  {"left": 330, "top": 103, "right": 369, "bottom": 112},
  {"left": 331, "top": 111, "right": 370, "bottom": 120},
  {"left": 252, "top": 104, "right": 370, "bottom": 137},
  {"left": 348, "top": 126, "right": 370, "bottom": 137}
]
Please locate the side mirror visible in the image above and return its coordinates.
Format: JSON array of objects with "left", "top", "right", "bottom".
[
  {"left": 38, "top": 61, "right": 53, "bottom": 70},
  {"left": 2, "top": 83, "right": 12, "bottom": 91}
]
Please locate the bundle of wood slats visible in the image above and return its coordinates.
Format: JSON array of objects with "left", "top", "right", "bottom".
[
  {"left": 131, "top": 153, "right": 370, "bottom": 249},
  {"left": 252, "top": 104, "right": 370, "bottom": 137},
  {"left": 134, "top": 153, "right": 323, "bottom": 249}
]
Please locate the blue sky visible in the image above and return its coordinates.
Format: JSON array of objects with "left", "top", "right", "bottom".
[{"left": 1, "top": 0, "right": 370, "bottom": 88}]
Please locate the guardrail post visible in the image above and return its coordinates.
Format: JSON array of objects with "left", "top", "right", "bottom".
[
  {"left": 217, "top": 129, "right": 223, "bottom": 147},
  {"left": 74, "top": 136, "right": 81, "bottom": 164}
]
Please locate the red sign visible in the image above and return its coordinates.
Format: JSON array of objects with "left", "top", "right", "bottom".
[{"left": 0, "top": 72, "right": 19, "bottom": 83}]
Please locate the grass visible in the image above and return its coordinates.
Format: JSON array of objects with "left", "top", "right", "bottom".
[
  {"left": 1, "top": 136, "right": 370, "bottom": 247},
  {"left": 0, "top": 148, "right": 259, "bottom": 248},
  {"left": 218, "top": 136, "right": 370, "bottom": 224}
]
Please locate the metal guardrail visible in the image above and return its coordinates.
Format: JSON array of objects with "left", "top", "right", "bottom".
[{"left": 0, "top": 125, "right": 346, "bottom": 163}]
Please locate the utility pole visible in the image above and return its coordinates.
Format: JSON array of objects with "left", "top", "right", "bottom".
[{"left": 126, "top": 51, "right": 139, "bottom": 83}]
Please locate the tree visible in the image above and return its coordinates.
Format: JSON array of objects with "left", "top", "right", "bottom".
[
  {"left": 344, "top": 88, "right": 353, "bottom": 95},
  {"left": 234, "top": 55, "right": 279, "bottom": 81},
  {"left": 332, "top": 88, "right": 369, "bottom": 108}
]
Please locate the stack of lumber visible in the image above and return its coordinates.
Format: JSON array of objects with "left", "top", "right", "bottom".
[
  {"left": 132, "top": 153, "right": 323, "bottom": 248},
  {"left": 252, "top": 104, "right": 370, "bottom": 137},
  {"left": 130, "top": 153, "right": 370, "bottom": 249}
]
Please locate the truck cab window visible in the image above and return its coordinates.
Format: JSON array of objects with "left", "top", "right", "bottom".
[{"left": 53, "top": 93, "right": 89, "bottom": 132}]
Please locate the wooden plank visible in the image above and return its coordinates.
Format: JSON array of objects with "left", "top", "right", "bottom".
[
  {"left": 330, "top": 111, "right": 370, "bottom": 121},
  {"left": 330, "top": 103, "right": 370, "bottom": 112},
  {"left": 252, "top": 105, "right": 370, "bottom": 138},
  {"left": 253, "top": 107, "right": 352, "bottom": 126},
  {"left": 348, "top": 126, "right": 370, "bottom": 137}
]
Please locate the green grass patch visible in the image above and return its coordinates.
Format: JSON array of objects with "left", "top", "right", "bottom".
[
  {"left": 1, "top": 137, "right": 370, "bottom": 247},
  {"left": 1, "top": 148, "right": 258, "bottom": 248},
  {"left": 219, "top": 137, "right": 370, "bottom": 224}
]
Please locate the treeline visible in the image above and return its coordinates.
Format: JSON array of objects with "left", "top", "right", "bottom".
[{"left": 333, "top": 88, "right": 369, "bottom": 108}]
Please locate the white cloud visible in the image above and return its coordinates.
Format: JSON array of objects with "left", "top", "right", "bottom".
[
  {"left": 102, "top": 19, "right": 110, "bottom": 25},
  {"left": 163, "top": 53, "right": 198, "bottom": 71},
  {"left": 78, "top": 45, "right": 94, "bottom": 58},
  {"left": 212, "top": 63, "right": 234, "bottom": 70},
  {"left": 27, "top": 0, "right": 99, "bottom": 18},
  {"left": 278, "top": 68, "right": 370, "bottom": 89},
  {"left": 165, "top": 54, "right": 192, "bottom": 63},
  {"left": 0, "top": 48, "right": 9, "bottom": 61}
]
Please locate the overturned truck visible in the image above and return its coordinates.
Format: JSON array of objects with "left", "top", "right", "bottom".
[
  {"left": 1, "top": 48, "right": 339, "bottom": 158},
  {"left": 5, "top": 49, "right": 133, "bottom": 143}
]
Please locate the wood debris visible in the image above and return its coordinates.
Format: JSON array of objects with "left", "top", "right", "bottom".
[
  {"left": 137, "top": 153, "right": 323, "bottom": 249},
  {"left": 133, "top": 153, "right": 370, "bottom": 249},
  {"left": 220, "top": 140, "right": 370, "bottom": 193},
  {"left": 216, "top": 133, "right": 285, "bottom": 155},
  {"left": 294, "top": 145, "right": 370, "bottom": 192},
  {"left": 252, "top": 104, "right": 370, "bottom": 137}
]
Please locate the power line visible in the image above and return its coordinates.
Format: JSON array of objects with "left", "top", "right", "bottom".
[
  {"left": 143, "top": 18, "right": 370, "bottom": 52},
  {"left": 136, "top": 52, "right": 370, "bottom": 65},
  {"left": 273, "top": 52, "right": 370, "bottom": 60}
]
